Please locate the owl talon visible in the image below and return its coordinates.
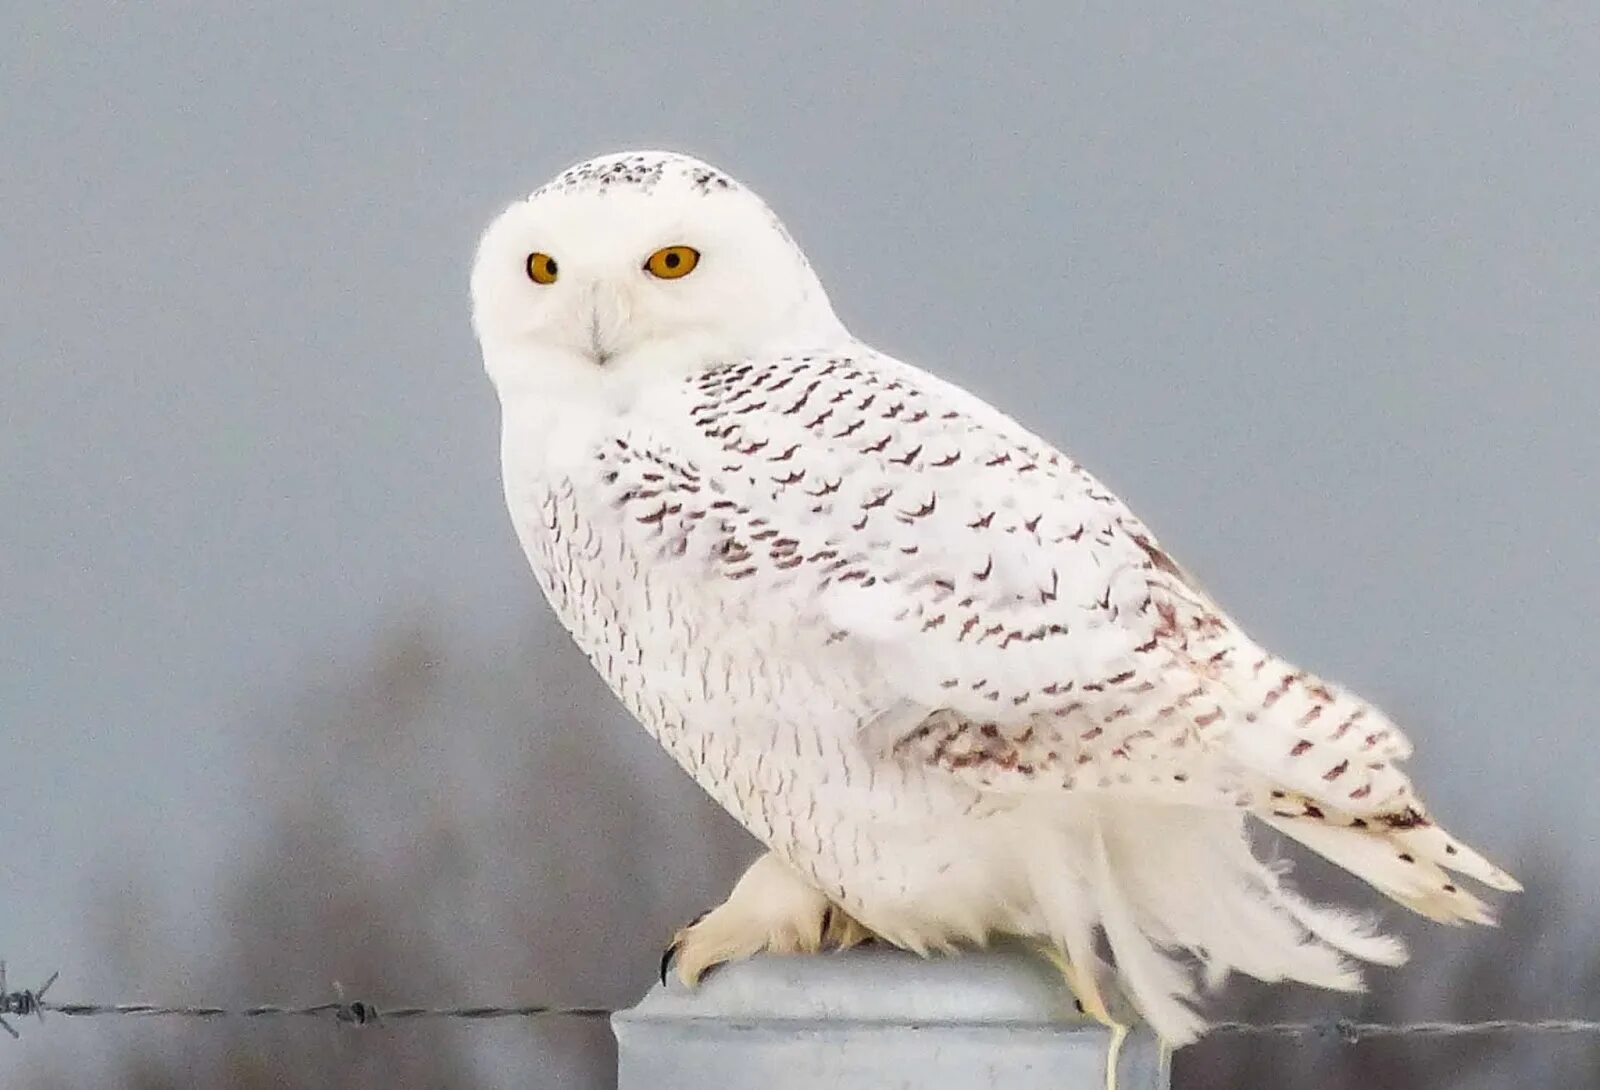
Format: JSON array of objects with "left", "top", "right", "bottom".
[
  {"left": 663, "top": 853, "right": 876, "bottom": 988},
  {"left": 661, "top": 909, "right": 712, "bottom": 985},
  {"left": 658, "top": 941, "right": 676, "bottom": 987}
]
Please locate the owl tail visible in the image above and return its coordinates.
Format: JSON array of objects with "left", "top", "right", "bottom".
[
  {"left": 1209, "top": 651, "right": 1522, "bottom": 924},
  {"left": 1025, "top": 800, "right": 1408, "bottom": 1045},
  {"left": 1262, "top": 807, "right": 1521, "bottom": 925}
]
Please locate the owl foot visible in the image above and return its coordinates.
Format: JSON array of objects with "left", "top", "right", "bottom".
[
  {"left": 660, "top": 852, "right": 873, "bottom": 987},
  {"left": 1037, "top": 943, "right": 1133, "bottom": 1090}
]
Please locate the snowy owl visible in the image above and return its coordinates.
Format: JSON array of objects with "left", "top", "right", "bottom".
[{"left": 471, "top": 150, "right": 1518, "bottom": 1045}]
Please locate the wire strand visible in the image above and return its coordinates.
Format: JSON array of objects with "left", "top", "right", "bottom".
[
  {"left": 38, "top": 1002, "right": 614, "bottom": 1022},
  {"left": 1208, "top": 1018, "right": 1600, "bottom": 1043},
  {"left": 3, "top": 962, "right": 1596, "bottom": 1042}
]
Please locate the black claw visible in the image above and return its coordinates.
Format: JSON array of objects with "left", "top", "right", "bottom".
[
  {"left": 819, "top": 906, "right": 834, "bottom": 947},
  {"left": 659, "top": 909, "right": 713, "bottom": 986},
  {"left": 659, "top": 942, "right": 678, "bottom": 987}
]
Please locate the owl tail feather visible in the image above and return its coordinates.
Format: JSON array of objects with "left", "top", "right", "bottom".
[
  {"left": 1262, "top": 811, "right": 1518, "bottom": 926},
  {"left": 1025, "top": 800, "right": 1405, "bottom": 1045}
]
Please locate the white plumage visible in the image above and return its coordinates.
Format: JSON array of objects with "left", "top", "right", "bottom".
[{"left": 471, "top": 150, "right": 1518, "bottom": 1045}]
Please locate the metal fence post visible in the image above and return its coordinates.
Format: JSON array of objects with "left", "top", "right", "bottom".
[{"left": 613, "top": 944, "right": 1170, "bottom": 1089}]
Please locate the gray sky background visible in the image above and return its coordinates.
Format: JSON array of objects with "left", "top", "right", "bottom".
[{"left": 3, "top": 0, "right": 1597, "bottom": 1029}]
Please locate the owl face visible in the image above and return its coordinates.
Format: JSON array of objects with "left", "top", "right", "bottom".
[{"left": 472, "top": 151, "right": 844, "bottom": 400}]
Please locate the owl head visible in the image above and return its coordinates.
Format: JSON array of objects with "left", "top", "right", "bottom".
[{"left": 471, "top": 151, "right": 846, "bottom": 402}]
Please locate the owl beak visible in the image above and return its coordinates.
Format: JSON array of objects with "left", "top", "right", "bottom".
[
  {"left": 587, "top": 310, "right": 612, "bottom": 367},
  {"left": 582, "top": 281, "right": 626, "bottom": 367}
]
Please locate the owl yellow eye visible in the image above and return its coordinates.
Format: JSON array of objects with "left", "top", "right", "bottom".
[
  {"left": 526, "top": 252, "right": 559, "bottom": 284},
  {"left": 645, "top": 245, "right": 700, "bottom": 280}
]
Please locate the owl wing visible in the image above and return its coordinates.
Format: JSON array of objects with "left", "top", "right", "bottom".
[
  {"left": 571, "top": 344, "right": 1514, "bottom": 952},
  {"left": 579, "top": 347, "right": 1435, "bottom": 816}
]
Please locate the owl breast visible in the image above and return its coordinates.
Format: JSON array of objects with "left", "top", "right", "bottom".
[{"left": 506, "top": 469, "right": 995, "bottom": 914}]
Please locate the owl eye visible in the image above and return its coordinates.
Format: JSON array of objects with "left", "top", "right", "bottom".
[
  {"left": 526, "top": 252, "right": 559, "bottom": 284},
  {"left": 644, "top": 245, "right": 700, "bottom": 280}
]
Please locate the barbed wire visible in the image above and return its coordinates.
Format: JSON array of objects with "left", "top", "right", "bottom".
[
  {"left": 1208, "top": 1018, "right": 1600, "bottom": 1043},
  {"left": 3, "top": 961, "right": 1596, "bottom": 1043},
  {"left": 0, "top": 961, "right": 608, "bottom": 1040}
]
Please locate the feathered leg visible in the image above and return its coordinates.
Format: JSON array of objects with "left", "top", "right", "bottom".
[{"left": 662, "top": 851, "right": 873, "bottom": 986}]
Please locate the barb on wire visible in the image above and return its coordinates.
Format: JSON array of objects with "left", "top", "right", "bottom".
[
  {"left": 0, "top": 962, "right": 60, "bottom": 1039},
  {"left": 331, "top": 981, "right": 380, "bottom": 1026}
]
